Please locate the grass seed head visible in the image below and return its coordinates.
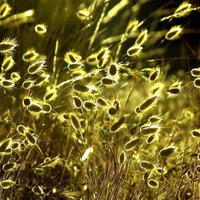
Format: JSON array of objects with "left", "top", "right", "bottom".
[
  {"left": 193, "top": 77, "right": 200, "bottom": 88},
  {"left": 165, "top": 25, "right": 183, "bottom": 40},
  {"left": 148, "top": 179, "right": 159, "bottom": 188},
  {"left": 0, "top": 38, "right": 18, "bottom": 56},
  {"left": 72, "top": 83, "right": 90, "bottom": 93},
  {"left": 135, "top": 29, "right": 148, "bottom": 46},
  {"left": 127, "top": 45, "right": 143, "bottom": 57},
  {"left": 174, "top": 1, "right": 192, "bottom": 18},
  {"left": 140, "top": 160, "right": 154, "bottom": 170},
  {"left": 191, "top": 68, "right": 200, "bottom": 77},
  {"left": 96, "top": 97, "right": 109, "bottom": 107},
  {"left": 27, "top": 56, "right": 46, "bottom": 75},
  {"left": 138, "top": 94, "right": 160, "bottom": 113},
  {"left": 70, "top": 113, "right": 81, "bottom": 130},
  {"left": 1, "top": 55, "right": 15, "bottom": 72},
  {"left": 23, "top": 48, "right": 39, "bottom": 62},
  {"left": 11, "top": 72, "right": 21, "bottom": 82},
  {"left": 159, "top": 146, "right": 178, "bottom": 157},
  {"left": 191, "top": 129, "right": 200, "bottom": 138},
  {"left": 0, "top": 2, "right": 12, "bottom": 19},
  {"left": 3, "top": 162, "right": 17, "bottom": 172},
  {"left": 110, "top": 116, "right": 126, "bottom": 132},
  {"left": 118, "top": 151, "right": 126, "bottom": 165},
  {"left": 0, "top": 138, "right": 12, "bottom": 152},
  {"left": 0, "top": 78, "right": 15, "bottom": 90},
  {"left": 0, "top": 180, "right": 15, "bottom": 189},
  {"left": 124, "top": 138, "right": 140, "bottom": 151},
  {"left": 35, "top": 23, "right": 47, "bottom": 35}
]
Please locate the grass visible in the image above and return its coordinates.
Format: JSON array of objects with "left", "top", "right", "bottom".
[{"left": 0, "top": 0, "right": 200, "bottom": 199}]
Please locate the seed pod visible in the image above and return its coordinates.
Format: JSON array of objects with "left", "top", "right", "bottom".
[
  {"left": 139, "top": 94, "right": 159, "bottom": 112},
  {"left": 140, "top": 160, "right": 154, "bottom": 170},
  {"left": 35, "top": 24, "right": 47, "bottom": 35},
  {"left": 159, "top": 146, "right": 178, "bottom": 157},
  {"left": 155, "top": 167, "right": 167, "bottom": 175},
  {"left": 0, "top": 180, "right": 15, "bottom": 189},
  {"left": 72, "top": 83, "right": 90, "bottom": 93},
  {"left": 28, "top": 57, "right": 46, "bottom": 75},
  {"left": 86, "top": 53, "right": 97, "bottom": 65},
  {"left": 174, "top": 1, "right": 192, "bottom": 18},
  {"left": 148, "top": 115, "right": 162, "bottom": 124},
  {"left": 193, "top": 78, "right": 200, "bottom": 88},
  {"left": 108, "top": 107, "right": 117, "bottom": 115},
  {"left": 23, "top": 48, "right": 39, "bottom": 62},
  {"left": 64, "top": 52, "right": 81, "bottom": 63},
  {"left": 77, "top": 9, "right": 90, "bottom": 21},
  {"left": 44, "top": 88, "right": 57, "bottom": 101},
  {"left": 1, "top": 55, "right": 15, "bottom": 72},
  {"left": 83, "top": 101, "right": 97, "bottom": 110},
  {"left": 70, "top": 113, "right": 81, "bottom": 130},
  {"left": 11, "top": 72, "right": 21, "bottom": 82},
  {"left": 146, "top": 135, "right": 155, "bottom": 144},
  {"left": 149, "top": 67, "right": 160, "bottom": 82},
  {"left": 135, "top": 29, "right": 148, "bottom": 46},
  {"left": 124, "top": 138, "right": 139, "bottom": 151},
  {"left": 191, "top": 129, "right": 200, "bottom": 138},
  {"left": 191, "top": 68, "right": 200, "bottom": 77},
  {"left": 17, "top": 125, "right": 26, "bottom": 135},
  {"left": 108, "top": 63, "right": 118, "bottom": 76},
  {"left": 165, "top": 25, "right": 183, "bottom": 40},
  {"left": 68, "top": 62, "right": 84, "bottom": 71},
  {"left": 22, "top": 80, "right": 35, "bottom": 90},
  {"left": 96, "top": 47, "right": 109, "bottom": 61},
  {"left": 0, "top": 37, "right": 18, "bottom": 55},
  {"left": 110, "top": 116, "right": 126, "bottom": 132},
  {"left": 22, "top": 97, "right": 32, "bottom": 107},
  {"left": 72, "top": 96, "right": 82, "bottom": 109},
  {"left": 3, "top": 162, "right": 17, "bottom": 172},
  {"left": 118, "top": 151, "right": 126, "bottom": 165},
  {"left": 42, "top": 103, "right": 52, "bottom": 113},
  {"left": 100, "top": 77, "right": 118, "bottom": 86},
  {"left": 32, "top": 186, "right": 44, "bottom": 195},
  {"left": 96, "top": 97, "right": 109, "bottom": 107},
  {"left": 148, "top": 179, "right": 159, "bottom": 188},
  {"left": 27, "top": 102, "right": 43, "bottom": 113},
  {"left": 0, "top": 138, "right": 12, "bottom": 152},
  {"left": 1, "top": 78, "right": 15, "bottom": 90},
  {"left": 0, "top": 2, "right": 12, "bottom": 19},
  {"left": 140, "top": 124, "right": 160, "bottom": 135},
  {"left": 198, "top": 153, "right": 200, "bottom": 161},
  {"left": 135, "top": 106, "right": 141, "bottom": 114},
  {"left": 12, "top": 142, "right": 20, "bottom": 150},
  {"left": 25, "top": 131, "right": 37, "bottom": 145},
  {"left": 196, "top": 165, "right": 200, "bottom": 174},
  {"left": 127, "top": 45, "right": 143, "bottom": 57}
]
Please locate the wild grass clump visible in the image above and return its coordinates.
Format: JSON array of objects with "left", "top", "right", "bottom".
[{"left": 0, "top": 0, "right": 200, "bottom": 199}]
